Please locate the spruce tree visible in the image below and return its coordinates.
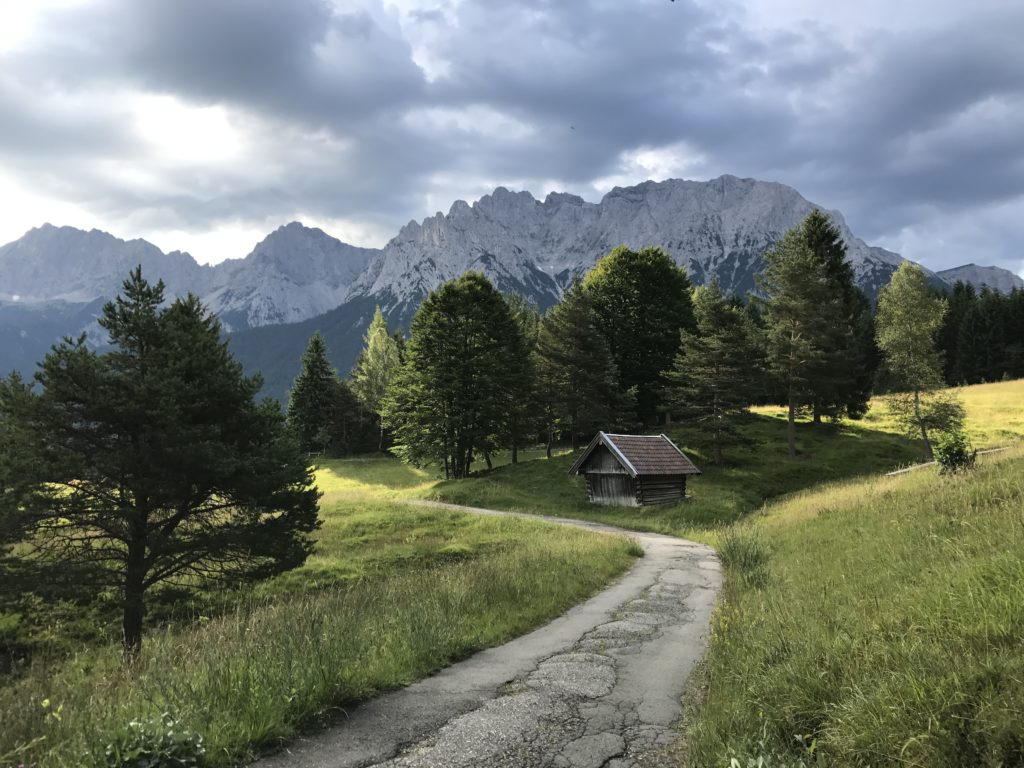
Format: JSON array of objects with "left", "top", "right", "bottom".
[
  {"left": 798, "top": 209, "right": 870, "bottom": 421},
  {"left": 2, "top": 268, "right": 319, "bottom": 657},
  {"left": 664, "top": 281, "right": 764, "bottom": 464},
  {"left": 760, "top": 229, "right": 839, "bottom": 457},
  {"left": 536, "top": 279, "right": 628, "bottom": 452},
  {"left": 503, "top": 293, "right": 541, "bottom": 464},
  {"left": 288, "top": 332, "right": 341, "bottom": 454},
  {"left": 383, "top": 273, "right": 521, "bottom": 478},
  {"left": 351, "top": 306, "right": 402, "bottom": 451},
  {"left": 583, "top": 246, "right": 694, "bottom": 426},
  {"left": 876, "top": 262, "right": 958, "bottom": 459}
]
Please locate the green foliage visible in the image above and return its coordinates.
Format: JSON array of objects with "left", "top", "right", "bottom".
[
  {"left": 350, "top": 306, "right": 402, "bottom": 451},
  {"left": 876, "top": 263, "right": 952, "bottom": 458},
  {"left": 934, "top": 430, "right": 977, "bottom": 474},
  {"left": 287, "top": 332, "right": 343, "bottom": 453},
  {"left": 499, "top": 293, "right": 539, "bottom": 464},
  {"left": 383, "top": 273, "right": 526, "bottom": 478},
  {"left": 536, "top": 279, "right": 631, "bottom": 451},
  {"left": 583, "top": 245, "right": 694, "bottom": 425},
  {"left": 2, "top": 268, "right": 320, "bottom": 656},
  {"left": 876, "top": 262, "right": 947, "bottom": 391},
  {"left": 760, "top": 227, "right": 841, "bottom": 456},
  {"left": 101, "top": 713, "right": 204, "bottom": 768},
  {"left": 684, "top": 449, "right": 1024, "bottom": 767},
  {"left": 939, "top": 283, "right": 1024, "bottom": 385},
  {"left": 665, "top": 281, "right": 764, "bottom": 463}
]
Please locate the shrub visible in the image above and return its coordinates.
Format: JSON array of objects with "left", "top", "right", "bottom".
[
  {"left": 935, "top": 430, "right": 976, "bottom": 474},
  {"left": 717, "top": 527, "right": 770, "bottom": 589},
  {"left": 100, "top": 713, "right": 204, "bottom": 768}
]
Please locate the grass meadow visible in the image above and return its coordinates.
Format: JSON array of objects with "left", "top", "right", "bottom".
[
  {"left": 0, "top": 465, "right": 639, "bottom": 767},
  {"left": 682, "top": 446, "right": 1024, "bottom": 767}
]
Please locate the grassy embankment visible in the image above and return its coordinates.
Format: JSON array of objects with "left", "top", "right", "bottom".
[
  {"left": 0, "top": 459, "right": 639, "bottom": 767},
  {"left": 684, "top": 446, "right": 1024, "bottom": 767}
]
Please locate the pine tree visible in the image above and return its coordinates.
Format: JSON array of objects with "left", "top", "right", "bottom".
[
  {"left": 287, "top": 332, "right": 341, "bottom": 454},
  {"left": 383, "top": 273, "right": 521, "bottom": 478},
  {"left": 664, "top": 281, "right": 764, "bottom": 463},
  {"left": 2, "top": 268, "right": 319, "bottom": 658},
  {"left": 351, "top": 306, "right": 402, "bottom": 451},
  {"left": 503, "top": 293, "right": 541, "bottom": 464},
  {"left": 760, "top": 229, "right": 840, "bottom": 457},
  {"left": 798, "top": 209, "right": 870, "bottom": 422},
  {"left": 876, "top": 262, "right": 957, "bottom": 459},
  {"left": 536, "top": 279, "right": 628, "bottom": 452},
  {"left": 583, "top": 246, "right": 694, "bottom": 426}
]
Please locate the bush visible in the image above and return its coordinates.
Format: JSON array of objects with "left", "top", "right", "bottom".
[
  {"left": 100, "top": 713, "right": 204, "bottom": 768},
  {"left": 717, "top": 527, "right": 770, "bottom": 588},
  {"left": 935, "top": 430, "right": 976, "bottom": 474}
]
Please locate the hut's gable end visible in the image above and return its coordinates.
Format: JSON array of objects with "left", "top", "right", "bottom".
[{"left": 580, "top": 444, "right": 629, "bottom": 474}]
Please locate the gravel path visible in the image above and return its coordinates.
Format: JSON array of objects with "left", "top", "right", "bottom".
[{"left": 255, "top": 501, "right": 721, "bottom": 768}]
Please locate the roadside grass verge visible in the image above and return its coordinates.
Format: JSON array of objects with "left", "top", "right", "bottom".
[
  {"left": 1, "top": 485, "right": 638, "bottom": 767},
  {"left": 682, "top": 447, "right": 1024, "bottom": 767}
]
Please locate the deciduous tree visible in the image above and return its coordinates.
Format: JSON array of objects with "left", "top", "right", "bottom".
[
  {"left": 351, "top": 306, "right": 402, "bottom": 451},
  {"left": 876, "top": 262, "right": 957, "bottom": 459},
  {"left": 383, "top": 273, "right": 522, "bottom": 478},
  {"left": 583, "top": 246, "right": 694, "bottom": 426}
]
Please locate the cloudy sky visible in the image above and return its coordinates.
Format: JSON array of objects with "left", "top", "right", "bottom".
[{"left": 1, "top": 0, "right": 1022, "bottom": 276}]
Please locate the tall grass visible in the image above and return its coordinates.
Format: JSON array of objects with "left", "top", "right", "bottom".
[
  {"left": 683, "top": 447, "right": 1024, "bottom": 767},
  {"left": 1, "top": 515, "right": 635, "bottom": 767}
]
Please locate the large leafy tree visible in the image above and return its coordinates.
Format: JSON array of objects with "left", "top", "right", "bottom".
[
  {"left": 664, "top": 281, "right": 764, "bottom": 464},
  {"left": 760, "top": 229, "right": 841, "bottom": 457},
  {"left": 288, "top": 332, "right": 342, "bottom": 454},
  {"left": 876, "top": 262, "right": 961, "bottom": 459},
  {"left": 383, "top": 273, "right": 523, "bottom": 478},
  {"left": 583, "top": 245, "right": 694, "bottom": 426},
  {"left": 351, "top": 306, "right": 402, "bottom": 452},
  {"left": 1, "top": 269, "right": 320, "bottom": 658},
  {"left": 536, "top": 279, "right": 630, "bottom": 452}
]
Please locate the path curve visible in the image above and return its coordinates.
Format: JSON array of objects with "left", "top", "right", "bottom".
[{"left": 255, "top": 501, "right": 721, "bottom": 768}]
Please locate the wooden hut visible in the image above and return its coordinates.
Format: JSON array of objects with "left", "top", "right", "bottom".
[{"left": 567, "top": 432, "right": 701, "bottom": 506}]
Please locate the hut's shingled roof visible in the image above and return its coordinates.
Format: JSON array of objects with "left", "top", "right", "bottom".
[{"left": 568, "top": 432, "right": 701, "bottom": 477}]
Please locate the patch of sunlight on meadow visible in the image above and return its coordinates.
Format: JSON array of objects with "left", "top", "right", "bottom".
[
  {"left": 754, "top": 378, "right": 1024, "bottom": 449},
  {"left": 314, "top": 456, "right": 437, "bottom": 504}
]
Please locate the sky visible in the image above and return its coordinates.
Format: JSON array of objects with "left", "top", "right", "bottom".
[{"left": 0, "top": 0, "right": 1022, "bottom": 277}]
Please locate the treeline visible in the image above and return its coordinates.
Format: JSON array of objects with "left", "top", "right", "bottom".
[
  {"left": 289, "top": 209, "right": 1016, "bottom": 474},
  {"left": 938, "top": 282, "right": 1024, "bottom": 385}
]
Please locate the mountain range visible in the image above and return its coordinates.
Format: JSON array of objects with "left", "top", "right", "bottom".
[{"left": 1, "top": 175, "right": 1021, "bottom": 401}]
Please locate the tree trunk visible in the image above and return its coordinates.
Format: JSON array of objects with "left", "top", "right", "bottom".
[
  {"left": 122, "top": 539, "right": 147, "bottom": 661},
  {"left": 546, "top": 424, "right": 553, "bottom": 459},
  {"left": 484, "top": 451, "right": 493, "bottom": 470},
  {"left": 511, "top": 444, "right": 518, "bottom": 465},
  {"left": 812, "top": 403, "right": 822, "bottom": 425},
  {"left": 378, "top": 418, "right": 384, "bottom": 453},
  {"left": 713, "top": 437, "right": 722, "bottom": 465},
  {"left": 787, "top": 387, "right": 797, "bottom": 458},
  {"left": 914, "top": 388, "right": 933, "bottom": 459}
]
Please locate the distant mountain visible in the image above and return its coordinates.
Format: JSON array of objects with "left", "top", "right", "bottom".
[
  {"left": 348, "top": 175, "right": 920, "bottom": 321},
  {"left": 2, "top": 174, "right": 1017, "bottom": 399},
  {"left": 937, "top": 264, "right": 1024, "bottom": 294},
  {"left": 0, "top": 224, "right": 212, "bottom": 303}
]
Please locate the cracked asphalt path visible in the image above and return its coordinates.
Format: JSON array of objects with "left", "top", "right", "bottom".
[{"left": 255, "top": 501, "right": 721, "bottom": 768}]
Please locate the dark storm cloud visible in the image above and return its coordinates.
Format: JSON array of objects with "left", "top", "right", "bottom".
[{"left": 0, "top": 0, "right": 1021, "bottom": 272}]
